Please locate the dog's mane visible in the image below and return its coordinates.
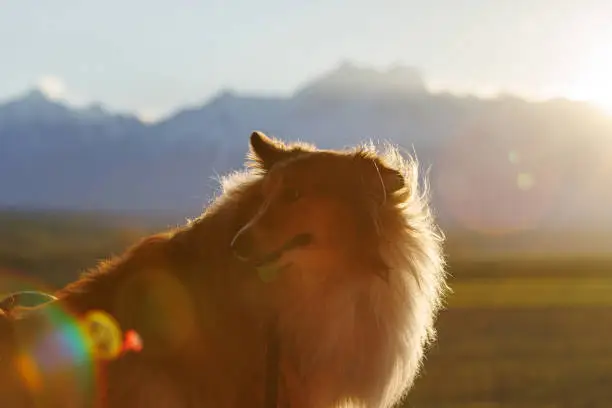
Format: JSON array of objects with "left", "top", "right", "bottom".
[
  {"left": 369, "top": 142, "right": 448, "bottom": 404},
  {"left": 343, "top": 141, "right": 447, "bottom": 406}
]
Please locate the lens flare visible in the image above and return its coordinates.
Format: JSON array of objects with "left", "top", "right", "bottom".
[
  {"left": 0, "top": 267, "right": 149, "bottom": 408},
  {"left": 83, "top": 311, "right": 123, "bottom": 361},
  {"left": 0, "top": 268, "right": 56, "bottom": 303},
  {"left": 14, "top": 352, "right": 43, "bottom": 393},
  {"left": 435, "top": 125, "right": 562, "bottom": 235},
  {"left": 8, "top": 299, "right": 98, "bottom": 407},
  {"left": 123, "top": 329, "right": 143, "bottom": 353}
]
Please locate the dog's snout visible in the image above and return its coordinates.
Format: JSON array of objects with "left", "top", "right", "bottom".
[{"left": 231, "top": 231, "right": 254, "bottom": 261}]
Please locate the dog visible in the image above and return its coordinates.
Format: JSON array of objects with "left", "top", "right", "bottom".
[
  {"left": 0, "top": 131, "right": 447, "bottom": 408},
  {"left": 232, "top": 132, "right": 448, "bottom": 407}
]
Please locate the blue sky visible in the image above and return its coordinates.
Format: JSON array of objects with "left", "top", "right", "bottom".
[{"left": 1, "top": 0, "right": 611, "bottom": 120}]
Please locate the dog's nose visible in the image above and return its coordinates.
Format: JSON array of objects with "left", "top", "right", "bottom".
[{"left": 230, "top": 231, "right": 253, "bottom": 261}]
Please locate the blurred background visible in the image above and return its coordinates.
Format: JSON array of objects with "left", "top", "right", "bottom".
[{"left": 1, "top": 1, "right": 612, "bottom": 406}]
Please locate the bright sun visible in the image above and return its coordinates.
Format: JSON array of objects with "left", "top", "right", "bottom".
[{"left": 565, "top": 43, "right": 612, "bottom": 115}]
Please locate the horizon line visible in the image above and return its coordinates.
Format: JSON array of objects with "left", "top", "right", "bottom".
[{"left": 0, "top": 62, "right": 609, "bottom": 124}]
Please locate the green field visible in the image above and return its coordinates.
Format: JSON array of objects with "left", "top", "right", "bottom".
[{"left": 1, "top": 210, "right": 611, "bottom": 407}]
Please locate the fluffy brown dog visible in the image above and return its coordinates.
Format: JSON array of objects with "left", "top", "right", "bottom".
[
  {"left": 233, "top": 132, "right": 447, "bottom": 408},
  {"left": 0, "top": 131, "right": 447, "bottom": 408}
]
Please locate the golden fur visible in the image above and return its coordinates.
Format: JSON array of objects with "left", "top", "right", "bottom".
[
  {"left": 232, "top": 132, "right": 448, "bottom": 407},
  {"left": 0, "top": 131, "right": 447, "bottom": 408}
]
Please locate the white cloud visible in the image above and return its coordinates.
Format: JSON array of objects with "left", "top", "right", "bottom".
[{"left": 37, "top": 75, "right": 67, "bottom": 100}]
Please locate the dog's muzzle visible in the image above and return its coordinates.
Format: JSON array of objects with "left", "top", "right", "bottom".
[{"left": 231, "top": 233, "right": 313, "bottom": 266}]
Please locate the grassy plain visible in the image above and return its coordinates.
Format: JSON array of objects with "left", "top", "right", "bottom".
[{"left": 1, "top": 210, "right": 611, "bottom": 407}]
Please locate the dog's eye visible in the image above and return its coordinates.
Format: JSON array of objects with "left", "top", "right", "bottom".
[{"left": 281, "top": 187, "right": 301, "bottom": 203}]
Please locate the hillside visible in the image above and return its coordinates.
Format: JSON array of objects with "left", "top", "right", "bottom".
[{"left": 1, "top": 62, "right": 611, "bottom": 255}]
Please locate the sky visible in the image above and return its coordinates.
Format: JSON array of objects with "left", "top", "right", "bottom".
[{"left": 1, "top": 0, "right": 611, "bottom": 121}]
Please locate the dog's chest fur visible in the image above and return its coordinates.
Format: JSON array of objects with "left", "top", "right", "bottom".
[{"left": 276, "top": 272, "right": 404, "bottom": 408}]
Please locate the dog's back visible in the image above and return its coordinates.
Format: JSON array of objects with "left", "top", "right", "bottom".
[{"left": 0, "top": 170, "right": 275, "bottom": 408}]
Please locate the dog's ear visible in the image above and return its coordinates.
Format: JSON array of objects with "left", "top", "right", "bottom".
[
  {"left": 377, "top": 164, "right": 405, "bottom": 195},
  {"left": 355, "top": 153, "right": 405, "bottom": 203},
  {"left": 248, "top": 131, "right": 289, "bottom": 170},
  {"left": 372, "top": 162, "right": 405, "bottom": 200}
]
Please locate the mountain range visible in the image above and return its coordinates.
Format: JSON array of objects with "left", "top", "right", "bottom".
[{"left": 2, "top": 62, "right": 612, "bottom": 248}]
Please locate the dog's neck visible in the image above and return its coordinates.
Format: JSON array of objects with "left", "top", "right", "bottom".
[
  {"left": 274, "top": 257, "right": 395, "bottom": 407},
  {"left": 274, "top": 251, "right": 385, "bottom": 308}
]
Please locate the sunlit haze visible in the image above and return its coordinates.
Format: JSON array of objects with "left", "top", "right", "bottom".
[{"left": 1, "top": 0, "right": 612, "bottom": 120}]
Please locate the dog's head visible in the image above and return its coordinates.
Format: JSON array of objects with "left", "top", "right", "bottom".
[{"left": 230, "top": 131, "right": 406, "bottom": 282}]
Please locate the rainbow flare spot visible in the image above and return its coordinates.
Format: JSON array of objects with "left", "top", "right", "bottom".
[
  {"left": 83, "top": 310, "right": 123, "bottom": 361},
  {"left": 123, "top": 329, "right": 143, "bottom": 353},
  {"left": 1, "top": 268, "right": 143, "bottom": 407},
  {"left": 9, "top": 300, "right": 100, "bottom": 407}
]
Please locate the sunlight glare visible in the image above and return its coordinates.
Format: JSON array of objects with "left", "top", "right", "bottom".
[{"left": 565, "top": 42, "right": 612, "bottom": 115}]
